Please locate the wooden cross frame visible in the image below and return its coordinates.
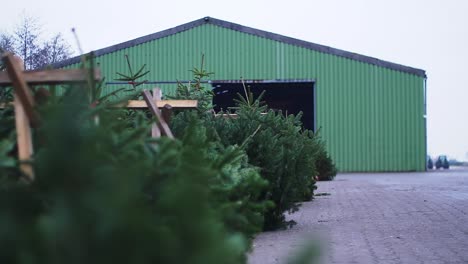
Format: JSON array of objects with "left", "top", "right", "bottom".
[
  {"left": 137, "top": 88, "right": 202, "bottom": 138},
  {"left": 0, "top": 52, "right": 101, "bottom": 181},
  {"left": 116, "top": 88, "right": 197, "bottom": 138},
  {"left": 142, "top": 89, "right": 173, "bottom": 138},
  {"left": 1, "top": 52, "right": 199, "bottom": 181}
]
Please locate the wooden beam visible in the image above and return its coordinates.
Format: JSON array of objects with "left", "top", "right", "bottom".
[
  {"left": 142, "top": 90, "right": 174, "bottom": 139},
  {"left": 151, "top": 121, "right": 161, "bottom": 138},
  {"left": 124, "top": 99, "right": 198, "bottom": 109},
  {"left": 0, "top": 68, "right": 101, "bottom": 86},
  {"left": 2, "top": 53, "right": 35, "bottom": 180},
  {"left": 2, "top": 53, "right": 39, "bottom": 126},
  {"left": 14, "top": 95, "right": 34, "bottom": 181},
  {"left": 151, "top": 88, "right": 162, "bottom": 138},
  {"left": 2, "top": 99, "right": 198, "bottom": 110},
  {"left": 214, "top": 113, "right": 268, "bottom": 119},
  {"left": 215, "top": 113, "right": 239, "bottom": 119}
]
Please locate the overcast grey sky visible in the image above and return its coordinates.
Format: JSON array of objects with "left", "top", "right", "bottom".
[{"left": 3, "top": 0, "right": 468, "bottom": 160}]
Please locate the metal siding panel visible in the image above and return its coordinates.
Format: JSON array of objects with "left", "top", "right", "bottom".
[
  {"left": 374, "top": 66, "right": 382, "bottom": 171},
  {"left": 395, "top": 71, "right": 402, "bottom": 170},
  {"left": 357, "top": 61, "right": 366, "bottom": 171},
  {"left": 403, "top": 73, "right": 411, "bottom": 170},
  {"left": 362, "top": 61, "right": 371, "bottom": 171},
  {"left": 353, "top": 60, "right": 362, "bottom": 170},
  {"left": 346, "top": 59, "right": 355, "bottom": 170},
  {"left": 328, "top": 55, "right": 339, "bottom": 168},
  {"left": 385, "top": 69, "right": 392, "bottom": 170}
]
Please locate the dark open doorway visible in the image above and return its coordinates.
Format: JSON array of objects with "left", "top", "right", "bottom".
[{"left": 212, "top": 80, "right": 315, "bottom": 131}]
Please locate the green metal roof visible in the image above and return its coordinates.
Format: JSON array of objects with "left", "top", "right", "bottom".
[{"left": 54, "top": 17, "right": 426, "bottom": 77}]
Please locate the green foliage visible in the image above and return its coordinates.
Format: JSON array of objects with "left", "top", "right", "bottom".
[
  {"left": 0, "top": 87, "right": 251, "bottom": 264},
  {"left": 0, "top": 87, "right": 13, "bottom": 103},
  {"left": 168, "top": 55, "right": 214, "bottom": 112},
  {"left": 169, "top": 65, "right": 273, "bottom": 237},
  {"left": 79, "top": 53, "right": 138, "bottom": 105},
  {"left": 0, "top": 139, "right": 15, "bottom": 168},
  {"left": 0, "top": 106, "right": 20, "bottom": 180},
  {"left": 0, "top": 53, "right": 328, "bottom": 262},
  {"left": 0, "top": 54, "right": 269, "bottom": 263},
  {"left": 171, "top": 111, "right": 272, "bottom": 240},
  {"left": 286, "top": 241, "right": 322, "bottom": 264},
  {"left": 115, "top": 54, "right": 150, "bottom": 94},
  {"left": 314, "top": 134, "right": 338, "bottom": 181},
  {"left": 170, "top": 65, "right": 324, "bottom": 230},
  {"left": 213, "top": 91, "right": 319, "bottom": 230}
]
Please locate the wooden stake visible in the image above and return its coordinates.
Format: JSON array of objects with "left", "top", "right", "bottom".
[
  {"left": 2, "top": 53, "right": 39, "bottom": 126},
  {"left": 142, "top": 90, "right": 174, "bottom": 139},
  {"left": 1, "top": 53, "right": 35, "bottom": 181},
  {"left": 161, "top": 104, "right": 173, "bottom": 124},
  {"left": 14, "top": 91, "right": 34, "bottom": 181},
  {"left": 151, "top": 88, "right": 162, "bottom": 138},
  {"left": 152, "top": 87, "right": 162, "bottom": 100}
]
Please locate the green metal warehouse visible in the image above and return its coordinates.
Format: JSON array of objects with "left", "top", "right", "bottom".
[{"left": 56, "top": 16, "right": 427, "bottom": 172}]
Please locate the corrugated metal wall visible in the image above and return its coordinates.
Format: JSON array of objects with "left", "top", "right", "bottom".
[{"left": 66, "top": 24, "right": 426, "bottom": 172}]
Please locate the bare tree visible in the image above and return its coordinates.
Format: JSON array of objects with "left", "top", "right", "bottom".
[
  {"left": 0, "top": 33, "right": 15, "bottom": 53},
  {"left": 0, "top": 33, "right": 14, "bottom": 70},
  {"left": 0, "top": 15, "right": 72, "bottom": 70},
  {"left": 14, "top": 15, "right": 41, "bottom": 69},
  {"left": 35, "top": 33, "right": 71, "bottom": 67}
]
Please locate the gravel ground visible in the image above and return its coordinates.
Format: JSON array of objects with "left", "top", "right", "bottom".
[{"left": 248, "top": 167, "right": 468, "bottom": 264}]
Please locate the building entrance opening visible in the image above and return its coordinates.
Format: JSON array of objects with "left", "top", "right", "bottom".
[{"left": 212, "top": 80, "right": 315, "bottom": 131}]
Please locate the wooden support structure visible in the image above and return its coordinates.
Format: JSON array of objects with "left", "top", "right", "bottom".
[
  {"left": 142, "top": 90, "right": 174, "bottom": 139},
  {"left": 1, "top": 53, "right": 35, "bottom": 180},
  {"left": 123, "top": 99, "right": 197, "bottom": 109},
  {"left": 1, "top": 52, "right": 101, "bottom": 182},
  {"left": 2, "top": 53, "right": 39, "bottom": 126},
  {"left": 13, "top": 94, "right": 34, "bottom": 181},
  {"left": 149, "top": 88, "right": 174, "bottom": 137},
  {"left": 151, "top": 88, "right": 162, "bottom": 138},
  {"left": 161, "top": 104, "right": 173, "bottom": 124},
  {"left": 0, "top": 68, "right": 102, "bottom": 86},
  {"left": 110, "top": 87, "right": 196, "bottom": 139},
  {"left": 1, "top": 51, "right": 196, "bottom": 181},
  {"left": 214, "top": 113, "right": 268, "bottom": 119}
]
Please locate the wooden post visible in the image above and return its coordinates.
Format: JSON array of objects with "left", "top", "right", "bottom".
[
  {"left": 2, "top": 53, "right": 35, "bottom": 181},
  {"left": 152, "top": 87, "right": 162, "bottom": 100},
  {"left": 151, "top": 88, "right": 162, "bottom": 138},
  {"left": 0, "top": 52, "right": 104, "bottom": 182},
  {"left": 142, "top": 90, "right": 174, "bottom": 139},
  {"left": 151, "top": 120, "right": 161, "bottom": 138},
  {"left": 14, "top": 94, "right": 34, "bottom": 181},
  {"left": 149, "top": 88, "right": 173, "bottom": 136},
  {"left": 2, "top": 53, "right": 39, "bottom": 126},
  {"left": 161, "top": 104, "right": 173, "bottom": 124}
]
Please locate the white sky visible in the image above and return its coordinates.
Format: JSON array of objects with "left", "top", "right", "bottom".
[{"left": 3, "top": 0, "right": 468, "bottom": 160}]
